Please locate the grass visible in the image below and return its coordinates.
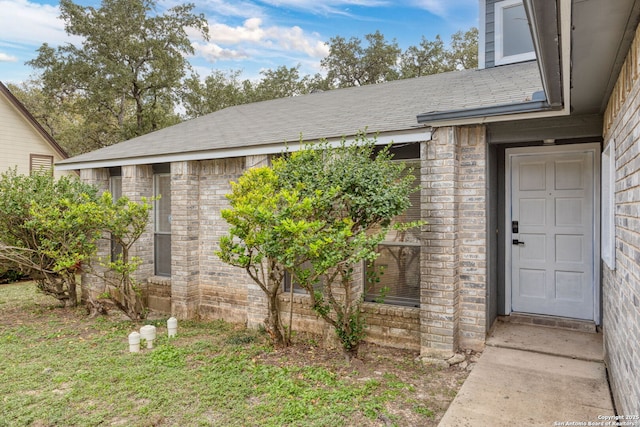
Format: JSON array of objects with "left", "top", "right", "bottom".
[{"left": 0, "top": 282, "right": 467, "bottom": 426}]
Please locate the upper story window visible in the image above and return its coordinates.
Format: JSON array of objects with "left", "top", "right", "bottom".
[{"left": 494, "top": 0, "right": 535, "bottom": 65}]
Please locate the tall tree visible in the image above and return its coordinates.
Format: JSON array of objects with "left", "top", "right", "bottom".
[
  {"left": 321, "top": 30, "right": 401, "bottom": 88},
  {"left": 448, "top": 27, "right": 479, "bottom": 70},
  {"left": 400, "top": 27, "right": 478, "bottom": 78},
  {"left": 27, "top": 0, "right": 208, "bottom": 153},
  {"left": 400, "top": 35, "right": 451, "bottom": 78},
  {"left": 181, "top": 70, "right": 247, "bottom": 118}
]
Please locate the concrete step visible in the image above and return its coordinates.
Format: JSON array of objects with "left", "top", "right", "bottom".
[
  {"left": 487, "top": 321, "right": 604, "bottom": 362},
  {"left": 498, "top": 313, "right": 597, "bottom": 333}
]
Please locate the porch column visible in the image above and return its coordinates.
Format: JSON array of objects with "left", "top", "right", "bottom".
[
  {"left": 421, "top": 127, "right": 460, "bottom": 357},
  {"left": 420, "top": 125, "right": 488, "bottom": 358},
  {"left": 456, "top": 126, "right": 487, "bottom": 351},
  {"left": 171, "top": 161, "right": 201, "bottom": 319}
]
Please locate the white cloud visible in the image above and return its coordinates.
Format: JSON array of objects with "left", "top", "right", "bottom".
[
  {"left": 0, "top": 52, "right": 18, "bottom": 62},
  {"left": 0, "top": 0, "right": 73, "bottom": 47},
  {"left": 209, "top": 18, "right": 266, "bottom": 44},
  {"left": 161, "top": 0, "right": 265, "bottom": 19},
  {"left": 257, "top": 0, "right": 390, "bottom": 16},
  {"left": 195, "top": 17, "right": 329, "bottom": 64},
  {"left": 265, "top": 25, "right": 329, "bottom": 57},
  {"left": 193, "top": 42, "right": 249, "bottom": 62},
  {"left": 409, "top": 0, "right": 477, "bottom": 18}
]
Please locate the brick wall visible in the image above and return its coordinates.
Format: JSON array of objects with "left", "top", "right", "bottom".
[
  {"left": 456, "top": 126, "right": 487, "bottom": 350},
  {"left": 279, "top": 294, "right": 421, "bottom": 351},
  {"left": 602, "top": 22, "right": 640, "bottom": 415},
  {"left": 79, "top": 168, "right": 110, "bottom": 302},
  {"left": 420, "top": 126, "right": 487, "bottom": 357},
  {"left": 171, "top": 161, "right": 201, "bottom": 319},
  {"left": 122, "top": 165, "right": 154, "bottom": 281},
  {"left": 197, "top": 158, "right": 252, "bottom": 323}
]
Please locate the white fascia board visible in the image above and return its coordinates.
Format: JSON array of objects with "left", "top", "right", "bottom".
[{"left": 55, "top": 128, "right": 432, "bottom": 171}]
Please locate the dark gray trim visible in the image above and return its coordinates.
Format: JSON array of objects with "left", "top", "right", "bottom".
[
  {"left": 487, "top": 114, "right": 603, "bottom": 144},
  {"left": 417, "top": 98, "right": 556, "bottom": 124},
  {"left": 524, "top": 0, "right": 563, "bottom": 108}
]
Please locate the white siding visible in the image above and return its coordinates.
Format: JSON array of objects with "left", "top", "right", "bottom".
[{"left": 0, "top": 92, "right": 72, "bottom": 179}]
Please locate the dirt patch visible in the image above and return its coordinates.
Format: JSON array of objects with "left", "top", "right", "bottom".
[{"left": 254, "top": 340, "right": 472, "bottom": 426}]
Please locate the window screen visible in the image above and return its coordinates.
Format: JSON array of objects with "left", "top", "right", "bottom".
[
  {"left": 109, "top": 173, "right": 123, "bottom": 262},
  {"left": 365, "top": 160, "right": 421, "bottom": 307},
  {"left": 154, "top": 173, "right": 171, "bottom": 276}
]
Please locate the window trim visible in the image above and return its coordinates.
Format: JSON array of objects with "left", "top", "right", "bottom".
[
  {"left": 494, "top": 0, "right": 536, "bottom": 65},
  {"left": 153, "top": 172, "right": 171, "bottom": 277}
]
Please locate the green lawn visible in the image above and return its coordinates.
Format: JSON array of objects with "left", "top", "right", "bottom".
[{"left": 0, "top": 282, "right": 466, "bottom": 426}]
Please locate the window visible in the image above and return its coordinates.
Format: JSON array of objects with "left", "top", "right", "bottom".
[
  {"left": 109, "top": 168, "right": 123, "bottom": 262},
  {"left": 365, "top": 159, "right": 421, "bottom": 307},
  {"left": 494, "top": 0, "right": 535, "bottom": 65},
  {"left": 154, "top": 165, "right": 171, "bottom": 276},
  {"left": 283, "top": 261, "right": 320, "bottom": 294},
  {"left": 601, "top": 143, "right": 615, "bottom": 270},
  {"left": 30, "top": 154, "right": 53, "bottom": 175}
]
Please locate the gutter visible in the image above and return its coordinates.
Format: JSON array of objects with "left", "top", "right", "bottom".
[
  {"left": 55, "top": 128, "right": 432, "bottom": 171},
  {"left": 417, "top": 0, "right": 571, "bottom": 127},
  {"left": 417, "top": 91, "right": 557, "bottom": 123}
]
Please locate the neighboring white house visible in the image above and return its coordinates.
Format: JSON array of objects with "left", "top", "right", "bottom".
[{"left": 0, "top": 81, "right": 69, "bottom": 178}]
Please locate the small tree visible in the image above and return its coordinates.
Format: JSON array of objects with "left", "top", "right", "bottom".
[
  {"left": 217, "top": 136, "right": 418, "bottom": 358},
  {"left": 273, "top": 137, "right": 418, "bottom": 360},
  {"left": 0, "top": 169, "right": 100, "bottom": 306},
  {"left": 0, "top": 169, "right": 153, "bottom": 319},
  {"left": 216, "top": 167, "right": 320, "bottom": 346},
  {"left": 86, "top": 192, "right": 153, "bottom": 320}
]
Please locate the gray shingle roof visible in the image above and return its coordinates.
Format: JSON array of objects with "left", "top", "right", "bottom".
[{"left": 57, "top": 61, "right": 541, "bottom": 168}]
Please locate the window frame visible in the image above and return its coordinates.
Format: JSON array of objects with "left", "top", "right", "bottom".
[{"left": 494, "top": 0, "right": 536, "bottom": 66}]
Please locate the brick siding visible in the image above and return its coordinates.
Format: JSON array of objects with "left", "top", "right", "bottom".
[
  {"left": 80, "top": 128, "right": 487, "bottom": 355},
  {"left": 602, "top": 22, "right": 640, "bottom": 415},
  {"left": 421, "top": 126, "right": 487, "bottom": 357}
]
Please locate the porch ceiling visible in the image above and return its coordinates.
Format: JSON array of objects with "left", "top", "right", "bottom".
[{"left": 570, "top": 0, "right": 640, "bottom": 114}]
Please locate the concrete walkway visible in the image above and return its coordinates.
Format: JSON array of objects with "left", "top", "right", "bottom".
[{"left": 439, "top": 321, "right": 615, "bottom": 427}]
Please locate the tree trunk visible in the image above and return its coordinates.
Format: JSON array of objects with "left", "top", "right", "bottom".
[{"left": 266, "top": 292, "right": 287, "bottom": 347}]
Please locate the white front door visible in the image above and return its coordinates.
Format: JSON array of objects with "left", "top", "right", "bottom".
[{"left": 507, "top": 144, "right": 599, "bottom": 321}]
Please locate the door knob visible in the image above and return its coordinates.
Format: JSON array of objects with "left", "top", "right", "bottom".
[{"left": 512, "top": 239, "right": 525, "bottom": 246}]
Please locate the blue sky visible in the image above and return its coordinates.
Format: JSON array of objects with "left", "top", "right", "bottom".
[{"left": 0, "top": 0, "right": 478, "bottom": 85}]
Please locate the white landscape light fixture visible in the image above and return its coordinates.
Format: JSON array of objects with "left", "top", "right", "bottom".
[
  {"left": 128, "top": 331, "right": 141, "bottom": 353},
  {"left": 140, "top": 325, "right": 157, "bottom": 349},
  {"left": 167, "top": 317, "right": 178, "bottom": 338}
]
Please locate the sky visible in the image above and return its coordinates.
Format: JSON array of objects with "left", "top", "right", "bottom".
[{"left": 0, "top": 0, "right": 478, "bottom": 85}]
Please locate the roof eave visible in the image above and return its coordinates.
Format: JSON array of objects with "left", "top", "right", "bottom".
[
  {"left": 416, "top": 0, "right": 571, "bottom": 127},
  {"left": 524, "top": 0, "right": 563, "bottom": 108},
  {"left": 55, "top": 128, "right": 433, "bottom": 171}
]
